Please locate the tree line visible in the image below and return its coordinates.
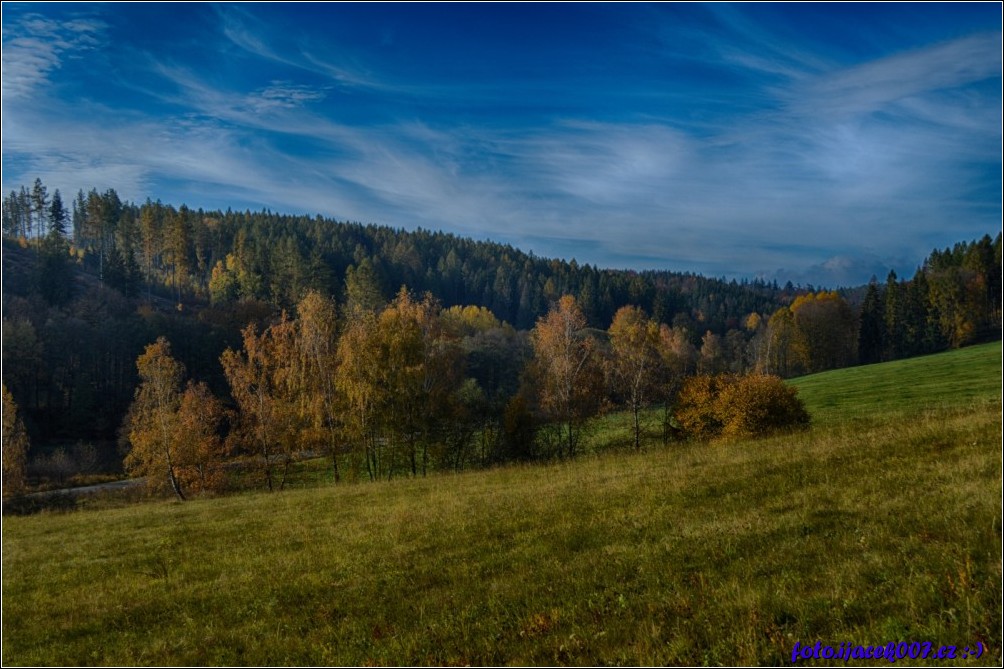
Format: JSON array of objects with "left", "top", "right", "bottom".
[
  {"left": 2, "top": 179, "right": 1000, "bottom": 491},
  {"left": 3, "top": 180, "right": 795, "bottom": 330},
  {"left": 118, "top": 289, "right": 816, "bottom": 498}
]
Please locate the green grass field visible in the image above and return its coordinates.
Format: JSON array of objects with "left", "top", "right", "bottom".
[
  {"left": 789, "top": 342, "right": 1002, "bottom": 427},
  {"left": 2, "top": 343, "right": 1001, "bottom": 665}
]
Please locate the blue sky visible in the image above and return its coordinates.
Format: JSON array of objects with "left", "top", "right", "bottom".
[{"left": 2, "top": 3, "right": 1000, "bottom": 286}]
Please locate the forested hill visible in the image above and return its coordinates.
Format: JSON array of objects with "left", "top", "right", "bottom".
[
  {"left": 2, "top": 180, "right": 1001, "bottom": 445},
  {"left": 3, "top": 183, "right": 793, "bottom": 331}
]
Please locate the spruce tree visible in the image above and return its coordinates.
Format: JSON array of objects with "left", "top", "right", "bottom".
[
  {"left": 857, "top": 280, "right": 884, "bottom": 364},
  {"left": 48, "top": 188, "right": 67, "bottom": 238},
  {"left": 30, "top": 178, "right": 48, "bottom": 243},
  {"left": 883, "top": 270, "right": 904, "bottom": 360}
]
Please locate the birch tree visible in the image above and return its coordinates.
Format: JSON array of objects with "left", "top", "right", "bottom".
[
  {"left": 531, "top": 295, "right": 601, "bottom": 458},
  {"left": 124, "top": 338, "right": 187, "bottom": 500},
  {"left": 608, "top": 305, "right": 662, "bottom": 450}
]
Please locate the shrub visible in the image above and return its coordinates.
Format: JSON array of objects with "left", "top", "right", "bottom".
[
  {"left": 674, "top": 374, "right": 734, "bottom": 440},
  {"left": 675, "top": 373, "right": 810, "bottom": 441}
]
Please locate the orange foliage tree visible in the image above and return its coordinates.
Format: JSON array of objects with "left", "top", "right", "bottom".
[
  {"left": 124, "top": 338, "right": 230, "bottom": 499},
  {"left": 675, "top": 373, "right": 809, "bottom": 441},
  {"left": 174, "top": 380, "right": 229, "bottom": 495},
  {"left": 221, "top": 314, "right": 303, "bottom": 491}
]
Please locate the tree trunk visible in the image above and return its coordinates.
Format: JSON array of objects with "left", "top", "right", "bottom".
[
  {"left": 633, "top": 403, "right": 641, "bottom": 450},
  {"left": 278, "top": 455, "right": 290, "bottom": 491},
  {"left": 166, "top": 463, "right": 186, "bottom": 501},
  {"left": 330, "top": 449, "right": 340, "bottom": 483}
]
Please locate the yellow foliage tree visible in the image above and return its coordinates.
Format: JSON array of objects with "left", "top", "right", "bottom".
[
  {"left": 608, "top": 305, "right": 662, "bottom": 450},
  {"left": 2, "top": 383, "right": 29, "bottom": 499},
  {"left": 531, "top": 295, "right": 602, "bottom": 458},
  {"left": 124, "top": 338, "right": 188, "bottom": 500},
  {"left": 790, "top": 291, "right": 857, "bottom": 373},
  {"left": 294, "top": 290, "right": 342, "bottom": 481},
  {"left": 376, "top": 288, "right": 462, "bottom": 476},
  {"left": 675, "top": 373, "right": 809, "bottom": 441},
  {"left": 335, "top": 309, "right": 385, "bottom": 480}
]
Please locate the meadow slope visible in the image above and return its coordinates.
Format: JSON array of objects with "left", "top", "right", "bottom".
[{"left": 2, "top": 343, "right": 1001, "bottom": 665}]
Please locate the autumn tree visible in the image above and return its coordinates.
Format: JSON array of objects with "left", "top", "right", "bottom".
[
  {"left": 335, "top": 310, "right": 385, "bottom": 480},
  {"left": 2, "top": 384, "right": 29, "bottom": 499},
  {"left": 657, "top": 323, "right": 696, "bottom": 443},
  {"left": 745, "top": 313, "right": 770, "bottom": 373},
  {"left": 790, "top": 291, "right": 857, "bottom": 373},
  {"left": 675, "top": 373, "right": 809, "bottom": 441},
  {"left": 123, "top": 338, "right": 188, "bottom": 500},
  {"left": 608, "top": 305, "right": 662, "bottom": 449},
  {"left": 222, "top": 314, "right": 303, "bottom": 491},
  {"left": 764, "top": 307, "right": 798, "bottom": 376},
  {"left": 174, "top": 380, "right": 230, "bottom": 494},
  {"left": 531, "top": 295, "right": 602, "bottom": 458},
  {"left": 698, "top": 330, "right": 726, "bottom": 374},
  {"left": 440, "top": 304, "right": 525, "bottom": 469},
  {"left": 294, "top": 290, "right": 342, "bottom": 481},
  {"left": 375, "top": 288, "right": 463, "bottom": 476}
]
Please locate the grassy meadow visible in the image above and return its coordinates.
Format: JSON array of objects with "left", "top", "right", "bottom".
[{"left": 2, "top": 342, "right": 1001, "bottom": 665}]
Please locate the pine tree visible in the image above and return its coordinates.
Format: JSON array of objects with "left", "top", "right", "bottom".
[
  {"left": 72, "top": 189, "right": 87, "bottom": 247},
  {"left": 883, "top": 271, "right": 904, "bottom": 360},
  {"left": 48, "top": 188, "right": 67, "bottom": 238},
  {"left": 344, "top": 259, "right": 385, "bottom": 316},
  {"left": 18, "top": 186, "right": 31, "bottom": 239},
  {"left": 857, "top": 280, "right": 884, "bottom": 364},
  {"left": 30, "top": 178, "right": 48, "bottom": 244},
  {"left": 138, "top": 200, "right": 163, "bottom": 301},
  {"left": 36, "top": 231, "right": 74, "bottom": 306}
]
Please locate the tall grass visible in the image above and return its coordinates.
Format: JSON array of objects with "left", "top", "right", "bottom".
[{"left": 2, "top": 343, "right": 1001, "bottom": 665}]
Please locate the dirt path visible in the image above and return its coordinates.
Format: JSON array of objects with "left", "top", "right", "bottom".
[{"left": 24, "top": 478, "right": 145, "bottom": 498}]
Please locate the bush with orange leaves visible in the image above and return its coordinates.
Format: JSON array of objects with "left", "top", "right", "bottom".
[{"left": 675, "top": 373, "right": 810, "bottom": 441}]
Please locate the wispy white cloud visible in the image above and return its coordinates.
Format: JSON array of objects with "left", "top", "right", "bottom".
[
  {"left": 1, "top": 14, "right": 107, "bottom": 100},
  {"left": 217, "top": 6, "right": 287, "bottom": 64},
  {"left": 246, "top": 81, "right": 328, "bottom": 112},
  {"left": 1, "top": 5, "right": 999, "bottom": 286},
  {"left": 793, "top": 32, "right": 1002, "bottom": 119},
  {"left": 216, "top": 5, "right": 394, "bottom": 94}
]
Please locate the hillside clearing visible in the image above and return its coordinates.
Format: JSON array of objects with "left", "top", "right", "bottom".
[{"left": 2, "top": 344, "right": 1001, "bottom": 665}]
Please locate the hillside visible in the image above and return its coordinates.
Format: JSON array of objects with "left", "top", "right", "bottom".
[
  {"left": 4, "top": 183, "right": 1000, "bottom": 455},
  {"left": 790, "top": 341, "right": 1003, "bottom": 426},
  {"left": 3, "top": 343, "right": 1000, "bottom": 665}
]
